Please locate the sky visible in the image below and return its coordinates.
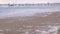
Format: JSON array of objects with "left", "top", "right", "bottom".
[{"left": 0, "top": 0, "right": 60, "bottom": 4}]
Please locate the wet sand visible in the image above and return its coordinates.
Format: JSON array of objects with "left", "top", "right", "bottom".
[{"left": 0, "top": 11, "right": 60, "bottom": 34}]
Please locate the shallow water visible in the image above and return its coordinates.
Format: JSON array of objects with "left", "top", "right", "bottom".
[
  {"left": 0, "top": 25, "right": 60, "bottom": 34},
  {"left": 0, "top": 8, "right": 60, "bottom": 18}
]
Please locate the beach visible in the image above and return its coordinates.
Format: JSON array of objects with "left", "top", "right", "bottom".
[{"left": 0, "top": 9, "right": 60, "bottom": 34}]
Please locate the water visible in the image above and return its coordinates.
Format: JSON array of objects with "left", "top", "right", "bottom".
[
  {"left": 0, "top": 4, "right": 60, "bottom": 18},
  {"left": 0, "top": 8, "right": 60, "bottom": 18},
  {"left": 0, "top": 25, "right": 59, "bottom": 34}
]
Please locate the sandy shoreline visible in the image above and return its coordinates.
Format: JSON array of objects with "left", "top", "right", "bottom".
[{"left": 0, "top": 11, "right": 60, "bottom": 34}]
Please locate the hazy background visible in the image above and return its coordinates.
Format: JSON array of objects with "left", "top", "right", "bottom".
[{"left": 0, "top": 0, "right": 60, "bottom": 4}]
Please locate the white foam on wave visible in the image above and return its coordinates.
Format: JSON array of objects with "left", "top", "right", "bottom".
[
  {"left": 47, "top": 26, "right": 59, "bottom": 34},
  {"left": 0, "top": 25, "right": 59, "bottom": 34},
  {"left": 34, "top": 25, "right": 59, "bottom": 34}
]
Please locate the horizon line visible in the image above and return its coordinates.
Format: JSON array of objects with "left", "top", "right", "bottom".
[{"left": 0, "top": 3, "right": 60, "bottom": 4}]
